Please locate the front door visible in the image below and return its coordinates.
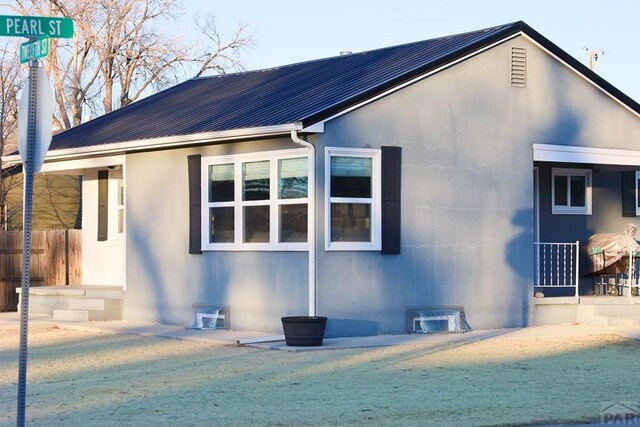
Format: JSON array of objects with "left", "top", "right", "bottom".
[{"left": 82, "top": 166, "right": 126, "bottom": 287}]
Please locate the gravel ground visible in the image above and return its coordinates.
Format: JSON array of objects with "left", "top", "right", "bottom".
[{"left": 1, "top": 323, "right": 639, "bottom": 426}]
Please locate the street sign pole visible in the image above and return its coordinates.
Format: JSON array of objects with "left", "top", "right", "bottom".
[
  {"left": 1, "top": 15, "right": 73, "bottom": 426},
  {"left": 16, "top": 52, "right": 38, "bottom": 427}
]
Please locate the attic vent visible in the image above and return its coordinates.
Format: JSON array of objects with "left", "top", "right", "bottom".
[{"left": 511, "top": 47, "right": 526, "bottom": 88}]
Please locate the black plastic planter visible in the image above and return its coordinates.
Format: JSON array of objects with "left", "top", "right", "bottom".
[{"left": 281, "top": 316, "right": 327, "bottom": 346}]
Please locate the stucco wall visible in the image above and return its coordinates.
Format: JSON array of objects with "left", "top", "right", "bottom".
[
  {"left": 316, "top": 38, "right": 537, "bottom": 334},
  {"left": 124, "top": 138, "right": 308, "bottom": 330},
  {"left": 120, "top": 34, "right": 639, "bottom": 336}
]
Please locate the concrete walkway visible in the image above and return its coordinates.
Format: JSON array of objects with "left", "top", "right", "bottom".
[{"left": 2, "top": 311, "right": 639, "bottom": 352}]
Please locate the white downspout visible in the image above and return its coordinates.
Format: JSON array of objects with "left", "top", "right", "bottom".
[{"left": 290, "top": 130, "right": 316, "bottom": 317}]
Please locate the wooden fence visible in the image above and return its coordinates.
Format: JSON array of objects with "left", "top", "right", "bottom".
[{"left": 0, "top": 230, "right": 81, "bottom": 311}]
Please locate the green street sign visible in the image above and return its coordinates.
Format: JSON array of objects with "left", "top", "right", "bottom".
[
  {"left": 20, "top": 37, "right": 49, "bottom": 63},
  {"left": 0, "top": 15, "right": 74, "bottom": 38}
]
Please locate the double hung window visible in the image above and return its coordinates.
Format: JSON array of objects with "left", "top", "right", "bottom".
[
  {"left": 325, "top": 147, "right": 381, "bottom": 250},
  {"left": 202, "top": 149, "right": 309, "bottom": 250}
]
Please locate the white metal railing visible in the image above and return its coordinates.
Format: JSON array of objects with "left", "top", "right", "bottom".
[{"left": 534, "top": 241, "right": 579, "bottom": 297}]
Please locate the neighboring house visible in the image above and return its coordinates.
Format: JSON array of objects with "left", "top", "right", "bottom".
[
  {"left": 1, "top": 165, "right": 81, "bottom": 230},
  {"left": 5, "top": 21, "right": 639, "bottom": 336},
  {"left": 1, "top": 131, "right": 82, "bottom": 231}
]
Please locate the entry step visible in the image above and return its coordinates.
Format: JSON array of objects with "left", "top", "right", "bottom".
[{"left": 53, "top": 306, "right": 122, "bottom": 322}]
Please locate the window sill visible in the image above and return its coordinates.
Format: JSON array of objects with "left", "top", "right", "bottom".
[
  {"left": 201, "top": 243, "right": 310, "bottom": 252},
  {"left": 325, "top": 242, "right": 381, "bottom": 251},
  {"left": 551, "top": 207, "right": 592, "bottom": 215}
]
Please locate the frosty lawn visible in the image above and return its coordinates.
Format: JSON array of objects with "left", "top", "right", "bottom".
[{"left": 0, "top": 324, "right": 638, "bottom": 426}]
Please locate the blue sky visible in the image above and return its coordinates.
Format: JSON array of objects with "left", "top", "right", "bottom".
[
  {"left": 194, "top": 0, "right": 640, "bottom": 101},
  {"left": 2, "top": 1, "right": 638, "bottom": 101}
]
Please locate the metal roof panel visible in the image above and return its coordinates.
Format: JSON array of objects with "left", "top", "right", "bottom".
[{"left": 48, "top": 21, "right": 640, "bottom": 153}]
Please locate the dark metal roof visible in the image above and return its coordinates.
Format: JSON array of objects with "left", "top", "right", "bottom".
[{"left": 49, "top": 21, "right": 640, "bottom": 152}]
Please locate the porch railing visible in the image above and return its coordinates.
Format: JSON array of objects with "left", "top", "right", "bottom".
[{"left": 534, "top": 241, "right": 579, "bottom": 297}]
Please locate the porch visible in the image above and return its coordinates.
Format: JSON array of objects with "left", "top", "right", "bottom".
[
  {"left": 534, "top": 241, "right": 640, "bottom": 298},
  {"left": 533, "top": 241, "right": 640, "bottom": 326}
]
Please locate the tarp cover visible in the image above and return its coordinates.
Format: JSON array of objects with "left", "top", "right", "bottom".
[{"left": 587, "top": 223, "right": 640, "bottom": 273}]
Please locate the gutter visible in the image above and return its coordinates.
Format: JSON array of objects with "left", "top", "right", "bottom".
[
  {"left": 290, "top": 130, "right": 317, "bottom": 317},
  {"left": 2, "top": 123, "right": 304, "bottom": 166}
]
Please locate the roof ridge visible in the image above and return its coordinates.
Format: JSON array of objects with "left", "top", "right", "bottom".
[{"left": 190, "top": 21, "right": 524, "bottom": 81}]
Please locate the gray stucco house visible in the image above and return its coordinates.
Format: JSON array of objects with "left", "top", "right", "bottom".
[{"left": 9, "top": 21, "right": 640, "bottom": 336}]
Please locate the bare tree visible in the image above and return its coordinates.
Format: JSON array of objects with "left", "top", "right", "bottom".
[
  {"left": 12, "top": 0, "right": 255, "bottom": 127},
  {"left": 2, "top": 0, "right": 253, "bottom": 231},
  {"left": 192, "top": 14, "right": 254, "bottom": 78}
]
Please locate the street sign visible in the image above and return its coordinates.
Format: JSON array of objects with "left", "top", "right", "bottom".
[
  {"left": 17, "top": 66, "right": 53, "bottom": 173},
  {"left": 20, "top": 37, "right": 49, "bottom": 63},
  {"left": 0, "top": 15, "right": 74, "bottom": 38}
]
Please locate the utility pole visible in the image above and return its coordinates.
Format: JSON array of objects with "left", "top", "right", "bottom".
[{"left": 583, "top": 47, "right": 605, "bottom": 71}]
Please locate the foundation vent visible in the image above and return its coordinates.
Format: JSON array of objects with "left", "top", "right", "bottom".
[{"left": 511, "top": 47, "right": 526, "bottom": 88}]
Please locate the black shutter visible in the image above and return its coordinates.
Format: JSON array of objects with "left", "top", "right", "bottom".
[
  {"left": 381, "top": 146, "right": 402, "bottom": 254},
  {"left": 188, "top": 155, "right": 202, "bottom": 254},
  {"left": 622, "top": 171, "right": 637, "bottom": 217},
  {"left": 97, "top": 170, "right": 108, "bottom": 241}
]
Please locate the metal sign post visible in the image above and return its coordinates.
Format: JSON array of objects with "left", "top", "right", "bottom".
[{"left": 16, "top": 55, "right": 38, "bottom": 427}]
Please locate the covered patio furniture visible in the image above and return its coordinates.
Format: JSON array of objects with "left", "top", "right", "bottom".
[{"left": 586, "top": 224, "right": 640, "bottom": 295}]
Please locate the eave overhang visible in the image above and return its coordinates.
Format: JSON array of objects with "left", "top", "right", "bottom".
[{"left": 2, "top": 122, "right": 307, "bottom": 166}]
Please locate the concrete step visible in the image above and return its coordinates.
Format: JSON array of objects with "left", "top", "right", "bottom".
[
  {"left": 584, "top": 315, "right": 640, "bottom": 327},
  {"left": 53, "top": 308, "right": 122, "bottom": 322},
  {"left": 53, "top": 309, "right": 89, "bottom": 322},
  {"left": 593, "top": 305, "right": 640, "bottom": 317},
  {"left": 68, "top": 298, "right": 122, "bottom": 311},
  {"left": 83, "top": 289, "right": 125, "bottom": 299},
  {"left": 18, "top": 286, "right": 124, "bottom": 315},
  {"left": 604, "top": 316, "right": 640, "bottom": 326}
]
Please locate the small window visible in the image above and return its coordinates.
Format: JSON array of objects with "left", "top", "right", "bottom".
[
  {"left": 325, "top": 147, "right": 381, "bottom": 250},
  {"left": 636, "top": 171, "right": 640, "bottom": 216},
  {"left": 552, "top": 168, "right": 592, "bottom": 215},
  {"left": 109, "top": 168, "right": 125, "bottom": 238},
  {"left": 98, "top": 167, "right": 125, "bottom": 241},
  {"left": 116, "top": 177, "right": 125, "bottom": 234}
]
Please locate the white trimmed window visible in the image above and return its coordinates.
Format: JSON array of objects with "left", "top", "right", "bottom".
[
  {"left": 110, "top": 168, "right": 125, "bottom": 236},
  {"left": 551, "top": 168, "right": 592, "bottom": 215},
  {"left": 325, "top": 147, "right": 381, "bottom": 250},
  {"left": 201, "top": 149, "right": 309, "bottom": 250},
  {"left": 98, "top": 166, "right": 125, "bottom": 242},
  {"left": 636, "top": 171, "right": 640, "bottom": 216}
]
